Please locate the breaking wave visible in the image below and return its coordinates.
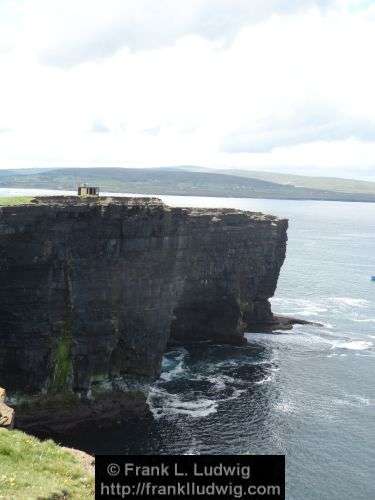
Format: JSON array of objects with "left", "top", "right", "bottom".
[
  {"left": 148, "top": 388, "right": 218, "bottom": 419},
  {"left": 159, "top": 349, "right": 188, "bottom": 382},
  {"left": 332, "top": 340, "right": 373, "bottom": 351},
  {"left": 147, "top": 344, "right": 278, "bottom": 420}
]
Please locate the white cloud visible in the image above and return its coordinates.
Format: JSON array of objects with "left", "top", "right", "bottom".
[
  {"left": 91, "top": 120, "right": 111, "bottom": 133},
  {"left": 222, "top": 106, "right": 375, "bottom": 152},
  {"left": 16, "top": 0, "right": 334, "bottom": 67},
  {"left": 0, "top": 0, "right": 375, "bottom": 178}
]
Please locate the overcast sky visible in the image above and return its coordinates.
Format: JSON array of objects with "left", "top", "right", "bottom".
[{"left": 1, "top": 0, "right": 375, "bottom": 178}]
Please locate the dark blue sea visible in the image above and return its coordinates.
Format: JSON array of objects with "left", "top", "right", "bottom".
[{"left": 2, "top": 189, "right": 374, "bottom": 500}]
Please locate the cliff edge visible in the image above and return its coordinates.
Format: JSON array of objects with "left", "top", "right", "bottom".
[{"left": 0, "top": 196, "right": 288, "bottom": 431}]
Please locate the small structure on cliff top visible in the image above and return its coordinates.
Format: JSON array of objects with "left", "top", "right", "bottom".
[{"left": 78, "top": 184, "right": 99, "bottom": 197}]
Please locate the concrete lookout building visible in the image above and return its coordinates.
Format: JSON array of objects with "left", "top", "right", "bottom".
[{"left": 78, "top": 185, "right": 100, "bottom": 197}]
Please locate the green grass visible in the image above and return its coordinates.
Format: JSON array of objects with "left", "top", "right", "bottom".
[
  {"left": 50, "top": 334, "right": 72, "bottom": 393},
  {"left": 0, "top": 196, "right": 33, "bottom": 206},
  {"left": 0, "top": 429, "right": 94, "bottom": 500}
]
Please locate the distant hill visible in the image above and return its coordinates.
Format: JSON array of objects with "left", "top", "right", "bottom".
[
  {"left": 1, "top": 167, "right": 375, "bottom": 202},
  {"left": 215, "top": 169, "right": 375, "bottom": 195},
  {"left": 159, "top": 166, "right": 375, "bottom": 195}
]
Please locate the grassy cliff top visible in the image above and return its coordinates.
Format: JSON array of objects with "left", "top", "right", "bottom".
[
  {"left": 0, "top": 196, "right": 33, "bottom": 206},
  {"left": 0, "top": 195, "right": 165, "bottom": 208},
  {"left": 0, "top": 428, "right": 94, "bottom": 499}
]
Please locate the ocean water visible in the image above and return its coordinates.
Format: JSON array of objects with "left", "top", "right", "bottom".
[{"left": 2, "top": 189, "right": 374, "bottom": 499}]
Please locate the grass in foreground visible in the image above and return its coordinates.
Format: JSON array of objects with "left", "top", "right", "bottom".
[
  {"left": 0, "top": 428, "right": 94, "bottom": 500},
  {"left": 0, "top": 196, "right": 33, "bottom": 206}
]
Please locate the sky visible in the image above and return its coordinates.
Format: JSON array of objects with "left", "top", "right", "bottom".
[{"left": 1, "top": 0, "right": 375, "bottom": 179}]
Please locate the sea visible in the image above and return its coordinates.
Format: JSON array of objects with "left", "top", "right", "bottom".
[{"left": 1, "top": 188, "right": 374, "bottom": 500}]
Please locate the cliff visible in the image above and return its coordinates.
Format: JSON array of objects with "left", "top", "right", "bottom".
[{"left": 0, "top": 196, "right": 288, "bottom": 431}]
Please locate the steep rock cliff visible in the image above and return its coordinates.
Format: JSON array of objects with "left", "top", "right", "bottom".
[{"left": 0, "top": 196, "right": 288, "bottom": 429}]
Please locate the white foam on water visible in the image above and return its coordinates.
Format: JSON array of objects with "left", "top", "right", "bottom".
[
  {"left": 160, "top": 360, "right": 185, "bottom": 382},
  {"left": 332, "top": 340, "right": 373, "bottom": 351},
  {"left": 216, "top": 389, "right": 247, "bottom": 403},
  {"left": 160, "top": 349, "right": 188, "bottom": 382},
  {"left": 295, "top": 306, "right": 328, "bottom": 317},
  {"left": 205, "top": 375, "right": 233, "bottom": 390},
  {"left": 272, "top": 296, "right": 370, "bottom": 325},
  {"left": 353, "top": 318, "right": 375, "bottom": 323},
  {"left": 208, "top": 359, "right": 239, "bottom": 369},
  {"left": 259, "top": 324, "right": 374, "bottom": 353},
  {"left": 275, "top": 397, "right": 338, "bottom": 420},
  {"left": 208, "top": 376, "right": 226, "bottom": 390},
  {"left": 254, "top": 374, "right": 274, "bottom": 385},
  {"left": 247, "top": 330, "right": 335, "bottom": 350},
  {"left": 147, "top": 370, "right": 248, "bottom": 420},
  {"left": 147, "top": 387, "right": 218, "bottom": 419},
  {"left": 206, "top": 357, "right": 276, "bottom": 372},
  {"left": 275, "top": 400, "right": 295, "bottom": 414},
  {"left": 236, "top": 386, "right": 249, "bottom": 397},
  {"left": 271, "top": 298, "right": 327, "bottom": 317},
  {"left": 334, "top": 394, "right": 372, "bottom": 407},
  {"left": 183, "top": 439, "right": 201, "bottom": 455},
  {"left": 166, "top": 399, "right": 217, "bottom": 416},
  {"left": 251, "top": 358, "right": 278, "bottom": 366},
  {"left": 330, "top": 297, "right": 370, "bottom": 308},
  {"left": 272, "top": 298, "right": 312, "bottom": 307}
]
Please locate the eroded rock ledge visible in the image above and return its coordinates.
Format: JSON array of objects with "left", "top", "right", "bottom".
[{"left": 0, "top": 196, "right": 289, "bottom": 431}]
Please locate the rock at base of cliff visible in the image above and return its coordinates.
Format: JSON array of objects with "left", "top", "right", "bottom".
[
  {"left": 14, "top": 390, "right": 150, "bottom": 435},
  {"left": 245, "top": 314, "right": 321, "bottom": 333},
  {"left": 0, "top": 387, "right": 15, "bottom": 429}
]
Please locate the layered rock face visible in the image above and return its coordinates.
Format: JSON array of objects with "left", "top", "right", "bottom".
[{"left": 0, "top": 196, "right": 287, "bottom": 429}]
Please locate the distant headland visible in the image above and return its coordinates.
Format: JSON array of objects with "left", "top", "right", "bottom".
[{"left": 1, "top": 166, "right": 375, "bottom": 202}]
